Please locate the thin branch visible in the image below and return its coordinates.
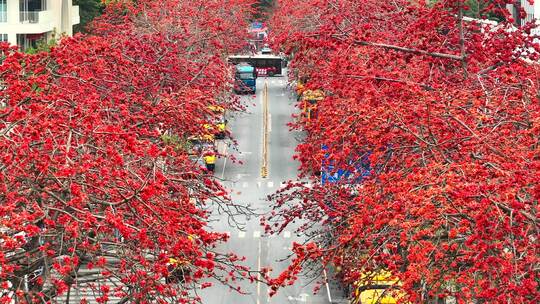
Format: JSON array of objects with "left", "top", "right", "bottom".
[{"left": 349, "top": 39, "right": 464, "bottom": 61}]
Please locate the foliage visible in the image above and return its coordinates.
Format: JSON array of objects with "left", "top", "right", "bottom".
[
  {"left": 73, "top": 0, "right": 105, "bottom": 33},
  {"left": 0, "top": 0, "right": 256, "bottom": 303},
  {"left": 161, "top": 134, "right": 191, "bottom": 153},
  {"left": 264, "top": 0, "right": 540, "bottom": 303},
  {"left": 23, "top": 34, "right": 58, "bottom": 54},
  {"left": 443, "top": 0, "right": 506, "bottom": 21},
  {"left": 252, "top": 0, "right": 275, "bottom": 20}
]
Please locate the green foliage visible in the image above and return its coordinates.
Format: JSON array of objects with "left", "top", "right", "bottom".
[
  {"left": 464, "top": 0, "right": 485, "bottom": 17},
  {"left": 430, "top": 0, "right": 504, "bottom": 21},
  {"left": 161, "top": 133, "right": 192, "bottom": 152},
  {"left": 463, "top": 0, "right": 504, "bottom": 21},
  {"left": 252, "top": 0, "right": 274, "bottom": 20},
  {"left": 24, "top": 36, "right": 57, "bottom": 54},
  {"left": 73, "top": 0, "right": 105, "bottom": 33}
]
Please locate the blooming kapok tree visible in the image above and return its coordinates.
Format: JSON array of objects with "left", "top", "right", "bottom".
[
  {"left": 0, "top": 0, "right": 257, "bottom": 303},
  {"left": 264, "top": 0, "right": 540, "bottom": 302}
]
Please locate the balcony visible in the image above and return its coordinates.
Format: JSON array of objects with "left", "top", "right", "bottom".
[
  {"left": 72, "top": 5, "right": 80, "bottom": 25},
  {"left": 16, "top": 10, "right": 54, "bottom": 33},
  {"left": 19, "top": 10, "right": 52, "bottom": 24},
  {"left": 19, "top": 11, "right": 39, "bottom": 23}
]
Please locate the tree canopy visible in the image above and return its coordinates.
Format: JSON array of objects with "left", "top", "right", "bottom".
[
  {"left": 73, "top": 0, "right": 105, "bottom": 33},
  {"left": 264, "top": 0, "right": 540, "bottom": 303},
  {"left": 252, "top": 0, "right": 275, "bottom": 20},
  {"left": 0, "top": 0, "right": 256, "bottom": 303}
]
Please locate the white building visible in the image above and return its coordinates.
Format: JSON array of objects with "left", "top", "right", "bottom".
[
  {"left": 508, "top": 0, "right": 539, "bottom": 25},
  {"left": 506, "top": 0, "right": 540, "bottom": 47},
  {"left": 0, "top": 0, "right": 79, "bottom": 50}
]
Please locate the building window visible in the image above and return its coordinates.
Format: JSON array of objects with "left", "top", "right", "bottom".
[
  {"left": 0, "top": 34, "right": 7, "bottom": 42},
  {"left": 16, "top": 33, "right": 44, "bottom": 51},
  {"left": 19, "top": 0, "right": 46, "bottom": 11},
  {"left": 0, "top": 0, "right": 7, "bottom": 23},
  {"left": 512, "top": 0, "right": 523, "bottom": 26},
  {"left": 19, "top": 0, "right": 47, "bottom": 23}
]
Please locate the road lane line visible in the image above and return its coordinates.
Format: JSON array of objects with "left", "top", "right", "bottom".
[
  {"left": 237, "top": 173, "right": 250, "bottom": 179},
  {"left": 267, "top": 181, "right": 274, "bottom": 188},
  {"left": 261, "top": 81, "right": 269, "bottom": 178},
  {"left": 283, "top": 231, "right": 291, "bottom": 238},
  {"left": 257, "top": 239, "right": 262, "bottom": 304},
  {"left": 323, "top": 268, "right": 333, "bottom": 303},
  {"left": 220, "top": 142, "right": 228, "bottom": 179},
  {"left": 221, "top": 156, "right": 227, "bottom": 179},
  {"left": 238, "top": 231, "right": 246, "bottom": 238},
  {"left": 253, "top": 231, "right": 261, "bottom": 238},
  {"left": 242, "top": 182, "right": 249, "bottom": 188}
]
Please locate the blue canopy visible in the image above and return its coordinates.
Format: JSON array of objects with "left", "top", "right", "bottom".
[{"left": 320, "top": 145, "right": 372, "bottom": 186}]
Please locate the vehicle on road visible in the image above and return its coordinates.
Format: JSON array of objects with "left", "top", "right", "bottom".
[
  {"left": 229, "top": 54, "right": 284, "bottom": 77},
  {"left": 234, "top": 63, "right": 257, "bottom": 94},
  {"left": 350, "top": 271, "right": 406, "bottom": 304},
  {"left": 187, "top": 135, "right": 215, "bottom": 156},
  {"left": 300, "top": 89, "right": 324, "bottom": 122},
  {"left": 295, "top": 79, "right": 306, "bottom": 97},
  {"left": 203, "top": 149, "right": 217, "bottom": 173},
  {"left": 214, "top": 119, "right": 227, "bottom": 139},
  {"left": 165, "top": 257, "right": 190, "bottom": 284},
  {"left": 207, "top": 105, "right": 228, "bottom": 139}
]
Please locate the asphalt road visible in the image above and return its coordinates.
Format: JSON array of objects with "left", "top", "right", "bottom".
[{"left": 199, "top": 75, "right": 333, "bottom": 304}]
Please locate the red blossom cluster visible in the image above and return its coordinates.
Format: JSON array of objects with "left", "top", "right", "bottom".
[
  {"left": 0, "top": 0, "right": 255, "bottom": 303},
  {"left": 265, "top": 0, "right": 540, "bottom": 302}
]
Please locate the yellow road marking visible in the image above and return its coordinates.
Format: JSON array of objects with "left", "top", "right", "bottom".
[{"left": 261, "top": 82, "right": 269, "bottom": 178}]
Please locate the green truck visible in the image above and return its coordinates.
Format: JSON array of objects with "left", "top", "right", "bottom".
[{"left": 234, "top": 63, "right": 256, "bottom": 94}]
